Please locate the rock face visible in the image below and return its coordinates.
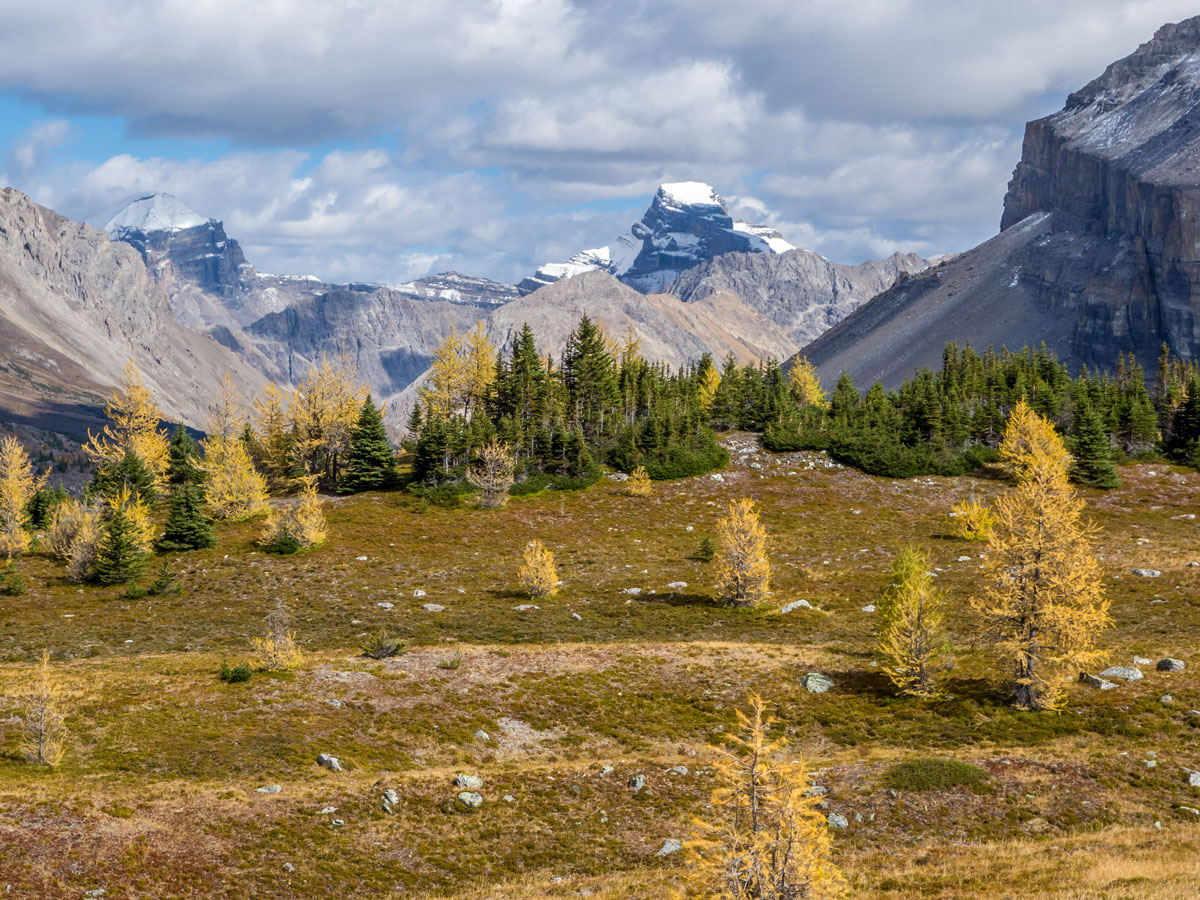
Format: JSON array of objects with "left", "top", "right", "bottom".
[
  {"left": 667, "top": 248, "right": 929, "bottom": 346},
  {"left": 802, "top": 16, "right": 1200, "bottom": 388},
  {"left": 0, "top": 187, "right": 267, "bottom": 431},
  {"left": 520, "top": 182, "right": 794, "bottom": 294}
]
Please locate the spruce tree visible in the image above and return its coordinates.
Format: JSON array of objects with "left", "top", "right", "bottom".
[
  {"left": 166, "top": 425, "right": 205, "bottom": 486},
  {"left": 338, "top": 395, "right": 399, "bottom": 493},
  {"left": 157, "top": 483, "right": 216, "bottom": 551},
  {"left": 92, "top": 503, "right": 148, "bottom": 585},
  {"left": 1070, "top": 397, "right": 1120, "bottom": 488},
  {"left": 87, "top": 448, "right": 157, "bottom": 505}
]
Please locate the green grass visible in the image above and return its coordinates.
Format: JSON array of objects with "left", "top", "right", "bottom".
[{"left": 882, "top": 758, "right": 990, "bottom": 792}]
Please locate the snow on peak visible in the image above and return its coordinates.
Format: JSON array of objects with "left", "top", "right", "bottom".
[
  {"left": 86, "top": 192, "right": 211, "bottom": 236},
  {"left": 658, "top": 182, "right": 721, "bottom": 207}
]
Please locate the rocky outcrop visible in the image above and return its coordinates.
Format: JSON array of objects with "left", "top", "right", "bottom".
[
  {"left": 802, "top": 15, "right": 1200, "bottom": 388},
  {"left": 520, "top": 182, "right": 794, "bottom": 294},
  {"left": 0, "top": 187, "right": 268, "bottom": 431},
  {"left": 666, "top": 248, "right": 929, "bottom": 346}
]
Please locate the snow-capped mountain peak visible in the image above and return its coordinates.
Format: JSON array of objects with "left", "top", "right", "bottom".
[
  {"left": 86, "top": 192, "right": 211, "bottom": 237},
  {"left": 519, "top": 182, "right": 794, "bottom": 294}
]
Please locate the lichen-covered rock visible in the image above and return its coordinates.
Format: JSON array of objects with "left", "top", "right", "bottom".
[
  {"left": 801, "top": 673, "right": 834, "bottom": 694},
  {"left": 1158, "top": 658, "right": 1186, "bottom": 672}
]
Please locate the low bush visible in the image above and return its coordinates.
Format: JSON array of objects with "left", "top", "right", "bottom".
[{"left": 882, "top": 757, "right": 989, "bottom": 792}]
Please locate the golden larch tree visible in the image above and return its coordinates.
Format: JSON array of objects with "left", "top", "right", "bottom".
[
  {"left": 714, "top": 499, "right": 771, "bottom": 607},
  {"left": 207, "top": 372, "right": 247, "bottom": 441},
  {"left": 252, "top": 381, "right": 293, "bottom": 489},
  {"left": 253, "top": 600, "right": 303, "bottom": 671},
  {"left": 420, "top": 325, "right": 470, "bottom": 421},
  {"left": 878, "top": 547, "right": 948, "bottom": 699},
  {"left": 261, "top": 475, "right": 327, "bottom": 551},
  {"left": 0, "top": 436, "right": 45, "bottom": 558},
  {"left": 787, "top": 357, "right": 828, "bottom": 409},
  {"left": 290, "top": 354, "right": 368, "bottom": 486},
  {"left": 625, "top": 465, "right": 652, "bottom": 497},
  {"left": 518, "top": 539, "right": 558, "bottom": 599},
  {"left": 699, "top": 363, "right": 721, "bottom": 413},
  {"left": 972, "top": 401, "right": 1111, "bottom": 710},
  {"left": 84, "top": 360, "right": 170, "bottom": 489},
  {"left": 203, "top": 434, "right": 269, "bottom": 521},
  {"left": 464, "top": 321, "right": 497, "bottom": 420},
  {"left": 949, "top": 496, "right": 994, "bottom": 541},
  {"left": 685, "top": 693, "right": 845, "bottom": 900},
  {"left": 466, "top": 440, "right": 515, "bottom": 508},
  {"left": 20, "top": 649, "right": 66, "bottom": 767}
]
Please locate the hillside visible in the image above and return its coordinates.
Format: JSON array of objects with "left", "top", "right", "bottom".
[
  {"left": 1, "top": 441, "right": 1197, "bottom": 898},
  {"left": 803, "top": 15, "right": 1200, "bottom": 389}
]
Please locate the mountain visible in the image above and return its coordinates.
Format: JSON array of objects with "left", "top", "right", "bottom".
[
  {"left": 0, "top": 187, "right": 267, "bottom": 433},
  {"left": 665, "top": 248, "right": 930, "bottom": 346},
  {"left": 519, "top": 182, "right": 795, "bottom": 294},
  {"left": 803, "top": 16, "right": 1200, "bottom": 389}
]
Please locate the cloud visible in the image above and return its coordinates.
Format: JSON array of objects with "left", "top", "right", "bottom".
[{"left": 1, "top": 1, "right": 1197, "bottom": 278}]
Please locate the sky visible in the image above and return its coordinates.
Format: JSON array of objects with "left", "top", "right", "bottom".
[{"left": 0, "top": 0, "right": 1196, "bottom": 286}]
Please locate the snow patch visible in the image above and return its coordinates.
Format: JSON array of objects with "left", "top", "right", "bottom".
[{"left": 86, "top": 192, "right": 210, "bottom": 235}]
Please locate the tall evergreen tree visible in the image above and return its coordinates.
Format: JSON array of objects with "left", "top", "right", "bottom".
[
  {"left": 166, "top": 425, "right": 205, "bottom": 486},
  {"left": 87, "top": 448, "right": 157, "bottom": 505},
  {"left": 1070, "top": 397, "right": 1120, "bottom": 488},
  {"left": 338, "top": 395, "right": 399, "bottom": 493},
  {"left": 92, "top": 503, "right": 148, "bottom": 585},
  {"left": 157, "top": 483, "right": 216, "bottom": 551}
]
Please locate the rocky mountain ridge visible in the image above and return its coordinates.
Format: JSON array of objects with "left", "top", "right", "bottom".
[{"left": 803, "top": 15, "right": 1200, "bottom": 389}]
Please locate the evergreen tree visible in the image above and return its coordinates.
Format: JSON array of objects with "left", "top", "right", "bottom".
[
  {"left": 157, "top": 483, "right": 216, "bottom": 551},
  {"left": 166, "top": 425, "right": 205, "bottom": 486},
  {"left": 87, "top": 448, "right": 157, "bottom": 505},
  {"left": 338, "top": 395, "right": 399, "bottom": 493},
  {"left": 92, "top": 503, "right": 148, "bottom": 585},
  {"left": 1070, "top": 397, "right": 1120, "bottom": 488}
]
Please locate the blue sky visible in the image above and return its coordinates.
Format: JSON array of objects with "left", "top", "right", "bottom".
[{"left": 1, "top": 0, "right": 1196, "bottom": 285}]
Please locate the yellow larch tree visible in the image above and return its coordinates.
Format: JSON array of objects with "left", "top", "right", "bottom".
[
  {"left": 714, "top": 499, "right": 771, "bottom": 607},
  {"left": 878, "top": 547, "right": 948, "bottom": 699},
  {"left": 684, "top": 693, "right": 845, "bottom": 900},
  {"left": 107, "top": 485, "right": 155, "bottom": 553},
  {"left": 972, "top": 401, "right": 1111, "bottom": 710},
  {"left": 252, "top": 381, "right": 293, "bottom": 489},
  {"left": 83, "top": 360, "right": 170, "bottom": 490},
  {"left": 261, "top": 475, "right": 327, "bottom": 551},
  {"left": 625, "top": 465, "right": 652, "bottom": 497},
  {"left": 253, "top": 600, "right": 303, "bottom": 671},
  {"left": 20, "top": 649, "right": 66, "bottom": 768},
  {"left": 290, "top": 354, "right": 367, "bottom": 486},
  {"left": 518, "top": 539, "right": 558, "bottom": 599},
  {"left": 203, "top": 433, "right": 269, "bottom": 521},
  {"left": 949, "top": 496, "right": 994, "bottom": 541},
  {"left": 420, "top": 325, "right": 470, "bottom": 421},
  {"left": 699, "top": 360, "right": 721, "bottom": 413},
  {"left": 464, "top": 321, "right": 497, "bottom": 420},
  {"left": 787, "top": 357, "right": 828, "bottom": 409},
  {"left": 207, "top": 372, "right": 247, "bottom": 441},
  {"left": 0, "top": 436, "right": 45, "bottom": 558},
  {"left": 466, "top": 440, "right": 515, "bottom": 508}
]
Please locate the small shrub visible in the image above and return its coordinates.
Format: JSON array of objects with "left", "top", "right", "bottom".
[
  {"left": 253, "top": 601, "right": 303, "bottom": 671},
  {"left": 695, "top": 535, "right": 717, "bottom": 562},
  {"left": 437, "top": 650, "right": 464, "bottom": 670},
  {"left": 147, "top": 560, "right": 182, "bottom": 596},
  {"left": 261, "top": 477, "right": 326, "bottom": 554},
  {"left": 625, "top": 465, "right": 652, "bottom": 497},
  {"left": 219, "top": 661, "right": 252, "bottom": 683},
  {"left": 518, "top": 539, "right": 558, "bottom": 599},
  {"left": 361, "top": 630, "right": 407, "bottom": 660},
  {"left": 949, "top": 497, "right": 994, "bottom": 541},
  {"left": 1, "top": 562, "right": 27, "bottom": 596},
  {"left": 123, "top": 584, "right": 149, "bottom": 600},
  {"left": 882, "top": 758, "right": 988, "bottom": 792}
]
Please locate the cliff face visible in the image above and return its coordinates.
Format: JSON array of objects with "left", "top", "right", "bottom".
[
  {"left": 0, "top": 188, "right": 267, "bottom": 431},
  {"left": 1000, "top": 15, "right": 1200, "bottom": 363},
  {"left": 802, "top": 15, "right": 1200, "bottom": 388}
]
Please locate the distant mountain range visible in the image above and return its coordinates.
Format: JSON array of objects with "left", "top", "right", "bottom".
[
  {"left": 0, "top": 180, "right": 921, "bottom": 432},
  {"left": 804, "top": 15, "right": 1200, "bottom": 388}
]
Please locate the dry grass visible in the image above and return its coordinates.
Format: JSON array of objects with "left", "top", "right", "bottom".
[{"left": 0, "top": 438, "right": 1198, "bottom": 897}]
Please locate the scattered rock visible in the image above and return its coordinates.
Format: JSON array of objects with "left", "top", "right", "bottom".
[
  {"left": 422, "top": 603, "right": 445, "bottom": 612},
  {"left": 657, "top": 839, "right": 683, "bottom": 856},
  {"left": 256, "top": 785, "right": 282, "bottom": 793},
  {"left": 861, "top": 604, "right": 876, "bottom": 613},
  {"left": 1079, "top": 674, "right": 1118, "bottom": 690},
  {"left": 666, "top": 582, "right": 688, "bottom": 590},
  {"left": 710, "top": 474, "right": 724, "bottom": 482},
  {"left": 1158, "top": 658, "right": 1186, "bottom": 672},
  {"left": 83, "top": 891, "right": 106, "bottom": 898},
  {"left": 454, "top": 774, "right": 484, "bottom": 790},
  {"left": 600, "top": 766, "right": 615, "bottom": 777},
  {"left": 318, "top": 806, "right": 337, "bottom": 814},
  {"left": 413, "top": 589, "right": 426, "bottom": 597},
  {"left": 317, "top": 753, "right": 343, "bottom": 772},
  {"left": 571, "top": 612, "right": 582, "bottom": 621},
  {"left": 282, "top": 862, "right": 295, "bottom": 873},
  {"left": 503, "top": 795, "right": 515, "bottom": 803},
  {"left": 668, "top": 766, "right": 688, "bottom": 776},
  {"left": 376, "top": 602, "right": 394, "bottom": 609},
  {"left": 331, "top": 818, "right": 345, "bottom": 826},
  {"left": 628, "top": 774, "right": 646, "bottom": 793},
  {"left": 621, "top": 588, "right": 642, "bottom": 596},
  {"left": 1191, "top": 772, "right": 1200, "bottom": 788},
  {"left": 382, "top": 789, "right": 399, "bottom": 813},
  {"left": 1100, "top": 666, "right": 1143, "bottom": 682},
  {"left": 780, "top": 599, "right": 812, "bottom": 613},
  {"left": 801, "top": 673, "right": 834, "bottom": 694},
  {"left": 1130, "top": 569, "right": 1162, "bottom": 578},
  {"left": 1163, "top": 695, "right": 1175, "bottom": 705},
  {"left": 325, "top": 698, "right": 341, "bottom": 709},
  {"left": 827, "top": 813, "right": 849, "bottom": 829},
  {"left": 513, "top": 604, "right": 539, "bottom": 611},
  {"left": 804, "top": 785, "right": 829, "bottom": 798},
  {"left": 955, "top": 556, "right": 973, "bottom": 562},
  {"left": 1133, "top": 656, "right": 1153, "bottom": 666},
  {"left": 457, "top": 791, "right": 484, "bottom": 809},
  {"left": 1146, "top": 760, "right": 1157, "bottom": 768},
  {"left": 475, "top": 730, "right": 490, "bottom": 741},
  {"left": 356, "top": 556, "right": 368, "bottom": 561},
  {"left": 1178, "top": 805, "right": 1200, "bottom": 817}
]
